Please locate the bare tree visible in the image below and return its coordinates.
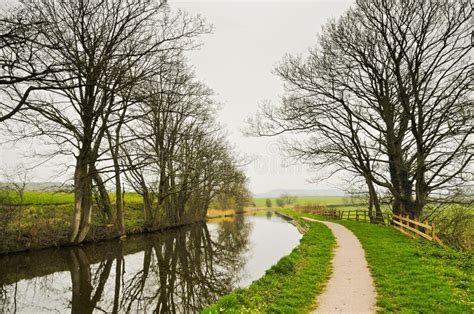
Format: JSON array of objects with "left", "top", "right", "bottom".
[
  {"left": 248, "top": 0, "right": 472, "bottom": 219},
  {"left": 356, "top": 0, "right": 472, "bottom": 216},
  {"left": 0, "top": 8, "right": 63, "bottom": 122}
]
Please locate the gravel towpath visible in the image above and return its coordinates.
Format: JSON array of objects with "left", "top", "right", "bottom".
[{"left": 302, "top": 217, "right": 377, "bottom": 314}]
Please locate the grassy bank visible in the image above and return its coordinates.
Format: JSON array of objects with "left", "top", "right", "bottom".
[
  {"left": 281, "top": 209, "right": 474, "bottom": 313},
  {"left": 203, "top": 218, "right": 335, "bottom": 313},
  {"left": 0, "top": 203, "right": 211, "bottom": 254},
  {"left": 0, "top": 194, "right": 265, "bottom": 254}
]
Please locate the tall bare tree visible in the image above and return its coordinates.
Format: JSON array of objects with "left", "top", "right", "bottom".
[{"left": 248, "top": 0, "right": 472, "bottom": 219}]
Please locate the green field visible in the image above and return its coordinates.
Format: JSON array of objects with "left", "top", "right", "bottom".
[
  {"left": 10, "top": 191, "right": 144, "bottom": 205},
  {"left": 9, "top": 192, "right": 361, "bottom": 209},
  {"left": 253, "top": 196, "right": 358, "bottom": 207},
  {"left": 0, "top": 190, "right": 146, "bottom": 253}
]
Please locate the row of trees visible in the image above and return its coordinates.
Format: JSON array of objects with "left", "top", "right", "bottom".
[
  {"left": 249, "top": 0, "right": 472, "bottom": 221},
  {"left": 265, "top": 194, "right": 297, "bottom": 208},
  {"left": 0, "top": 0, "right": 249, "bottom": 243}
]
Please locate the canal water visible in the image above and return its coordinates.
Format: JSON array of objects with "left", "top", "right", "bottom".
[{"left": 0, "top": 212, "right": 301, "bottom": 313}]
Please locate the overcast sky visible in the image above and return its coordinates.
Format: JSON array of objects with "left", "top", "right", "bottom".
[
  {"left": 176, "top": 0, "right": 353, "bottom": 193},
  {"left": 0, "top": 0, "right": 354, "bottom": 194}
]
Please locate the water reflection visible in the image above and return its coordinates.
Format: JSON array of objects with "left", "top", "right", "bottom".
[{"left": 0, "top": 214, "right": 300, "bottom": 313}]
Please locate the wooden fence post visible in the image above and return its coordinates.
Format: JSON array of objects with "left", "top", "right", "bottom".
[{"left": 414, "top": 217, "right": 419, "bottom": 238}]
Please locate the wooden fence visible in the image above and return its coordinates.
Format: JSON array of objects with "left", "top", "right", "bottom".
[
  {"left": 292, "top": 205, "right": 444, "bottom": 247},
  {"left": 392, "top": 214, "right": 444, "bottom": 247},
  {"left": 335, "top": 209, "right": 444, "bottom": 247},
  {"left": 335, "top": 209, "right": 392, "bottom": 224},
  {"left": 293, "top": 206, "right": 340, "bottom": 218},
  {"left": 337, "top": 209, "right": 371, "bottom": 222}
]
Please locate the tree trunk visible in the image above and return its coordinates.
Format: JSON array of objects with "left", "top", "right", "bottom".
[
  {"left": 70, "top": 139, "right": 95, "bottom": 244},
  {"left": 413, "top": 160, "right": 427, "bottom": 218},
  {"left": 76, "top": 176, "right": 93, "bottom": 243},
  {"left": 367, "top": 180, "right": 383, "bottom": 223},
  {"left": 92, "top": 166, "right": 114, "bottom": 223},
  {"left": 400, "top": 175, "right": 415, "bottom": 219},
  {"left": 106, "top": 122, "right": 126, "bottom": 236},
  {"left": 70, "top": 156, "right": 93, "bottom": 244},
  {"left": 70, "top": 160, "right": 84, "bottom": 243},
  {"left": 143, "top": 189, "right": 154, "bottom": 227},
  {"left": 114, "top": 170, "right": 125, "bottom": 236}
]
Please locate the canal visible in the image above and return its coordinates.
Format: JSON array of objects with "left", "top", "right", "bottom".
[{"left": 0, "top": 212, "right": 301, "bottom": 313}]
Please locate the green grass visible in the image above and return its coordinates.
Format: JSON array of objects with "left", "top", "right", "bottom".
[
  {"left": 22, "top": 191, "right": 74, "bottom": 204},
  {"left": 283, "top": 209, "right": 474, "bottom": 313},
  {"left": 341, "top": 221, "right": 473, "bottom": 313},
  {"left": 17, "top": 191, "right": 143, "bottom": 205},
  {"left": 253, "top": 196, "right": 354, "bottom": 207},
  {"left": 203, "top": 218, "right": 335, "bottom": 313}
]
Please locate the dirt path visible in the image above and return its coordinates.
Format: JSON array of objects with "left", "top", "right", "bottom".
[{"left": 302, "top": 217, "right": 377, "bottom": 313}]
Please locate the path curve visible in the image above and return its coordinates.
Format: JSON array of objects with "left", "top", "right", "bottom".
[{"left": 302, "top": 217, "right": 377, "bottom": 314}]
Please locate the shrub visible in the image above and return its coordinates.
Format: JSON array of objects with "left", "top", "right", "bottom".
[
  {"left": 431, "top": 204, "right": 474, "bottom": 250},
  {"left": 265, "top": 198, "right": 272, "bottom": 208},
  {"left": 276, "top": 198, "right": 285, "bottom": 207}
]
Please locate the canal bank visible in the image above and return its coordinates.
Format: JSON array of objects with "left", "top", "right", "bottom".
[{"left": 0, "top": 208, "right": 268, "bottom": 255}]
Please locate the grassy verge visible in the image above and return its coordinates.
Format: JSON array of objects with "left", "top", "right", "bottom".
[
  {"left": 203, "top": 218, "right": 335, "bottom": 313},
  {"left": 282, "top": 209, "right": 474, "bottom": 313}
]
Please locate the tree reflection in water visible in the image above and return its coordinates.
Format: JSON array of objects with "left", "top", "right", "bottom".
[{"left": 0, "top": 217, "right": 251, "bottom": 314}]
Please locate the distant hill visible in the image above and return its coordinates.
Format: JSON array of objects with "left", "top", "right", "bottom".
[
  {"left": 0, "top": 182, "right": 73, "bottom": 192},
  {"left": 253, "top": 189, "right": 345, "bottom": 198}
]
